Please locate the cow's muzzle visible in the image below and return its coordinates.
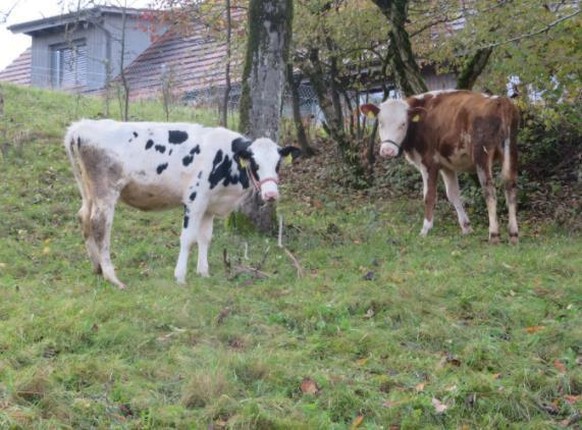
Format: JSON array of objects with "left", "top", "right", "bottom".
[
  {"left": 246, "top": 166, "right": 280, "bottom": 201},
  {"left": 380, "top": 139, "right": 402, "bottom": 158},
  {"left": 258, "top": 177, "right": 279, "bottom": 202}
]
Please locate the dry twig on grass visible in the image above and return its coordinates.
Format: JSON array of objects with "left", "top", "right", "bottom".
[{"left": 223, "top": 247, "right": 271, "bottom": 281}]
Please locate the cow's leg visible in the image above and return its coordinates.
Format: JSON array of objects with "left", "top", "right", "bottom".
[
  {"left": 502, "top": 137, "right": 519, "bottom": 244},
  {"left": 174, "top": 205, "right": 204, "bottom": 284},
  {"left": 196, "top": 214, "right": 215, "bottom": 277},
  {"left": 476, "top": 165, "right": 500, "bottom": 244},
  {"left": 90, "top": 197, "right": 125, "bottom": 289},
  {"left": 420, "top": 165, "right": 439, "bottom": 236},
  {"left": 440, "top": 169, "right": 472, "bottom": 234}
]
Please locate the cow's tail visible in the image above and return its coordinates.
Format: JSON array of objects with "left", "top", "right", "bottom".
[
  {"left": 64, "top": 122, "right": 88, "bottom": 203},
  {"left": 500, "top": 99, "right": 519, "bottom": 182}
]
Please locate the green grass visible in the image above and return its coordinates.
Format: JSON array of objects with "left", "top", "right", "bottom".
[{"left": 0, "top": 84, "right": 581, "bottom": 429}]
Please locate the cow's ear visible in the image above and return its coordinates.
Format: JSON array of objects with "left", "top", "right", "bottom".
[
  {"left": 360, "top": 104, "right": 380, "bottom": 119},
  {"left": 232, "top": 137, "right": 252, "bottom": 154},
  {"left": 409, "top": 107, "right": 426, "bottom": 123},
  {"left": 279, "top": 146, "right": 301, "bottom": 165},
  {"left": 232, "top": 137, "right": 253, "bottom": 167}
]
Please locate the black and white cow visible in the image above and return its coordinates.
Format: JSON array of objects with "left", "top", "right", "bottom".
[{"left": 64, "top": 119, "right": 299, "bottom": 288}]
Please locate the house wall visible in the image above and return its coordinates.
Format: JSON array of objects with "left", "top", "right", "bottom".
[
  {"left": 30, "top": 25, "right": 93, "bottom": 89},
  {"left": 29, "top": 14, "right": 152, "bottom": 92},
  {"left": 424, "top": 72, "right": 457, "bottom": 91},
  {"left": 101, "top": 14, "right": 153, "bottom": 85}
]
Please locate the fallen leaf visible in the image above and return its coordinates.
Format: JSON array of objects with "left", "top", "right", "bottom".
[
  {"left": 415, "top": 382, "right": 426, "bottom": 392},
  {"left": 564, "top": 394, "right": 582, "bottom": 404},
  {"left": 363, "top": 271, "right": 375, "bottom": 281},
  {"left": 554, "top": 359, "right": 567, "bottom": 373},
  {"left": 350, "top": 415, "right": 364, "bottom": 429},
  {"left": 431, "top": 397, "right": 449, "bottom": 414},
  {"left": 441, "top": 353, "right": 462, "bottom": 367},
  {"left": 215, "top": 307, "right": 231, "bottom": 325},
  {"left": 300, "top": 377, "right": 320, "bottom": 395},
  {"left": 382, "top": 399, "right": 406, "bottom": 408},
  {"left": 539, "top": 400, "right": 560, "bottom": 415},
  {"left": 356, "top": 357, "right": 369, "bottom": 366},
  {"left": 525, "top": 325, "right": 545, "bottom": 334}
]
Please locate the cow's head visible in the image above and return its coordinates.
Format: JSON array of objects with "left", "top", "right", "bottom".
[
  {"left": 360, "top": 100, "right": 424, "bottom": 158},
  {"left": 233, "top": 137, "right": 300, "bottom": 202}
]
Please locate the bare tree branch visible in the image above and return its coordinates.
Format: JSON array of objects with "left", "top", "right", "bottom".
[{"left": 1, "top": 0, "right": 19, "bottom": 23}]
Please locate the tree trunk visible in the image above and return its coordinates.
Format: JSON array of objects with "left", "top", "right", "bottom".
[
  {"left": 301, "top": 47, "right": 368, "bottom": 183},
  {"left": 370, "top": 0, "right": 428, "bottom": 96},
  {"left": 220, "top": 0, "right": 232, "bottom": 127},
  {"left": 118, "top": 6, "right": 130, "bottom": 121},
  {"left": 238, "top": 0, "right": 293, "bottom": 233},
  {"left": 287, "top": 64, "right": 315, "bottom": 156},
  {"left": 456, "top": 47, "right": 493, "bottom": 90}
]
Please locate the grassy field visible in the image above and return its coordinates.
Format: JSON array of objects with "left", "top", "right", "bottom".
[{"left": 0, "top": 84, "right": 581, "bottom": 429}]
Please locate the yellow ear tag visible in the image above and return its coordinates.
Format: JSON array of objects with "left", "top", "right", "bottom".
[
  {"left": 411, "top": 114, "right": 421, "bottom": 123},
  {"left": 284, "top": 153, "right": 293, "bottom": 166},
  {"left": 366, "top": 111, "right": 376, "bottom": 119},
  {"left": 239, "top": 159, "right": 248, "bottom": 168}
]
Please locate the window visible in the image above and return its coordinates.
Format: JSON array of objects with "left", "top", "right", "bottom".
[{"left": 50, "top": 40, "right": 87, "bottom": 89}]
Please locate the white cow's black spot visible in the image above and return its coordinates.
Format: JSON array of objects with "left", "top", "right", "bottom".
[
  {"left": 183, "top": 205, "right": 190, "bottom": 229},
  {"left": 156, "top": 163, "right": 169, "bottom": 174},
  {"left": 182, "top": 145, "right": 201, "bottom": 166},
  {"left": 154, "top": 144, "right": 166, "bottom": 154},
  {"left": 208, "top": 150, "right": 249, "bottom": 189},
  {"left": 168, "top": 130, "right": 188, "bottom": 144},
  {"left": 189, "top": 191, "right": 197, "bottom": 201},
  {"left": 145, "top": 139, "right": 154, "bottom": 150}
]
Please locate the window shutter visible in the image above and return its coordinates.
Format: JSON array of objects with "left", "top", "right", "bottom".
[{"left": 51, "top": 41, "right": 87, "bottom": 89}]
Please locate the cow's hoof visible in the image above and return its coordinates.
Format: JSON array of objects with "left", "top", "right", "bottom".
[
  {"left": 461, "top": 225, "right": 473, "bottom": 235},
  {"left": 488, "top": 233, "right": 501, "bottom": 244},
  {"left": 509, "top": 234, "right": 519, "bottom": 245}
]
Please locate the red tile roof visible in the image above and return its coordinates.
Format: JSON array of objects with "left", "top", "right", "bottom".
[
  {"left": 0, "top": 48, "right": 31, "bottom": 86},
  {"left": 0, "top": 24, "right": 239, "bottom": 101},
  {"left": 120, "top": 27, "right": 240, "bottom": 101}
]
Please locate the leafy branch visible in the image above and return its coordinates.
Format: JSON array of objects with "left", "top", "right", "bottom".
[{"left": 479, "top": 9, "right": 581, "bottom": 50}]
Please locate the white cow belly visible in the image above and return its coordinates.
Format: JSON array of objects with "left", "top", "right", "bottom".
[
  {"left": 120, "top": 180, "right": 183, "bottom": 210},
  {"left": 206, "top": 190, "right": 248, "bottom": 217}
]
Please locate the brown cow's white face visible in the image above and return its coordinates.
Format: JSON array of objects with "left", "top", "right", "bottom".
[{"left": 376, "top": 99, "right": 409, "bottom": 158}]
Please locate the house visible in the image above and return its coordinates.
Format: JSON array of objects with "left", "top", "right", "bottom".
[
  {"left": 1, "top": 6, "right": 160, "bottom": 93},
  {"left": 0, "top": 5, "right": 455, "bottom": 117},
  {"left": 0, "top": 5, "right": 247, "bottom": 109}
]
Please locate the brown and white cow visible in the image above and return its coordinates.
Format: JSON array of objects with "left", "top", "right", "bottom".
[
  {"left": 361, "top": 90, "right": 519, "bottom": 243},
  {"left": 65, "top": 119, "right": 299, "bottom": 289}
]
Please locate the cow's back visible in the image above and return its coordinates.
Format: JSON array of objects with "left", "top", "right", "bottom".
[
  {"left": 405, "top": 91, "right": 518, "bottom": 171},
  {"left": 65, "top": 120, "right": 243, "bottom": 211}
]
